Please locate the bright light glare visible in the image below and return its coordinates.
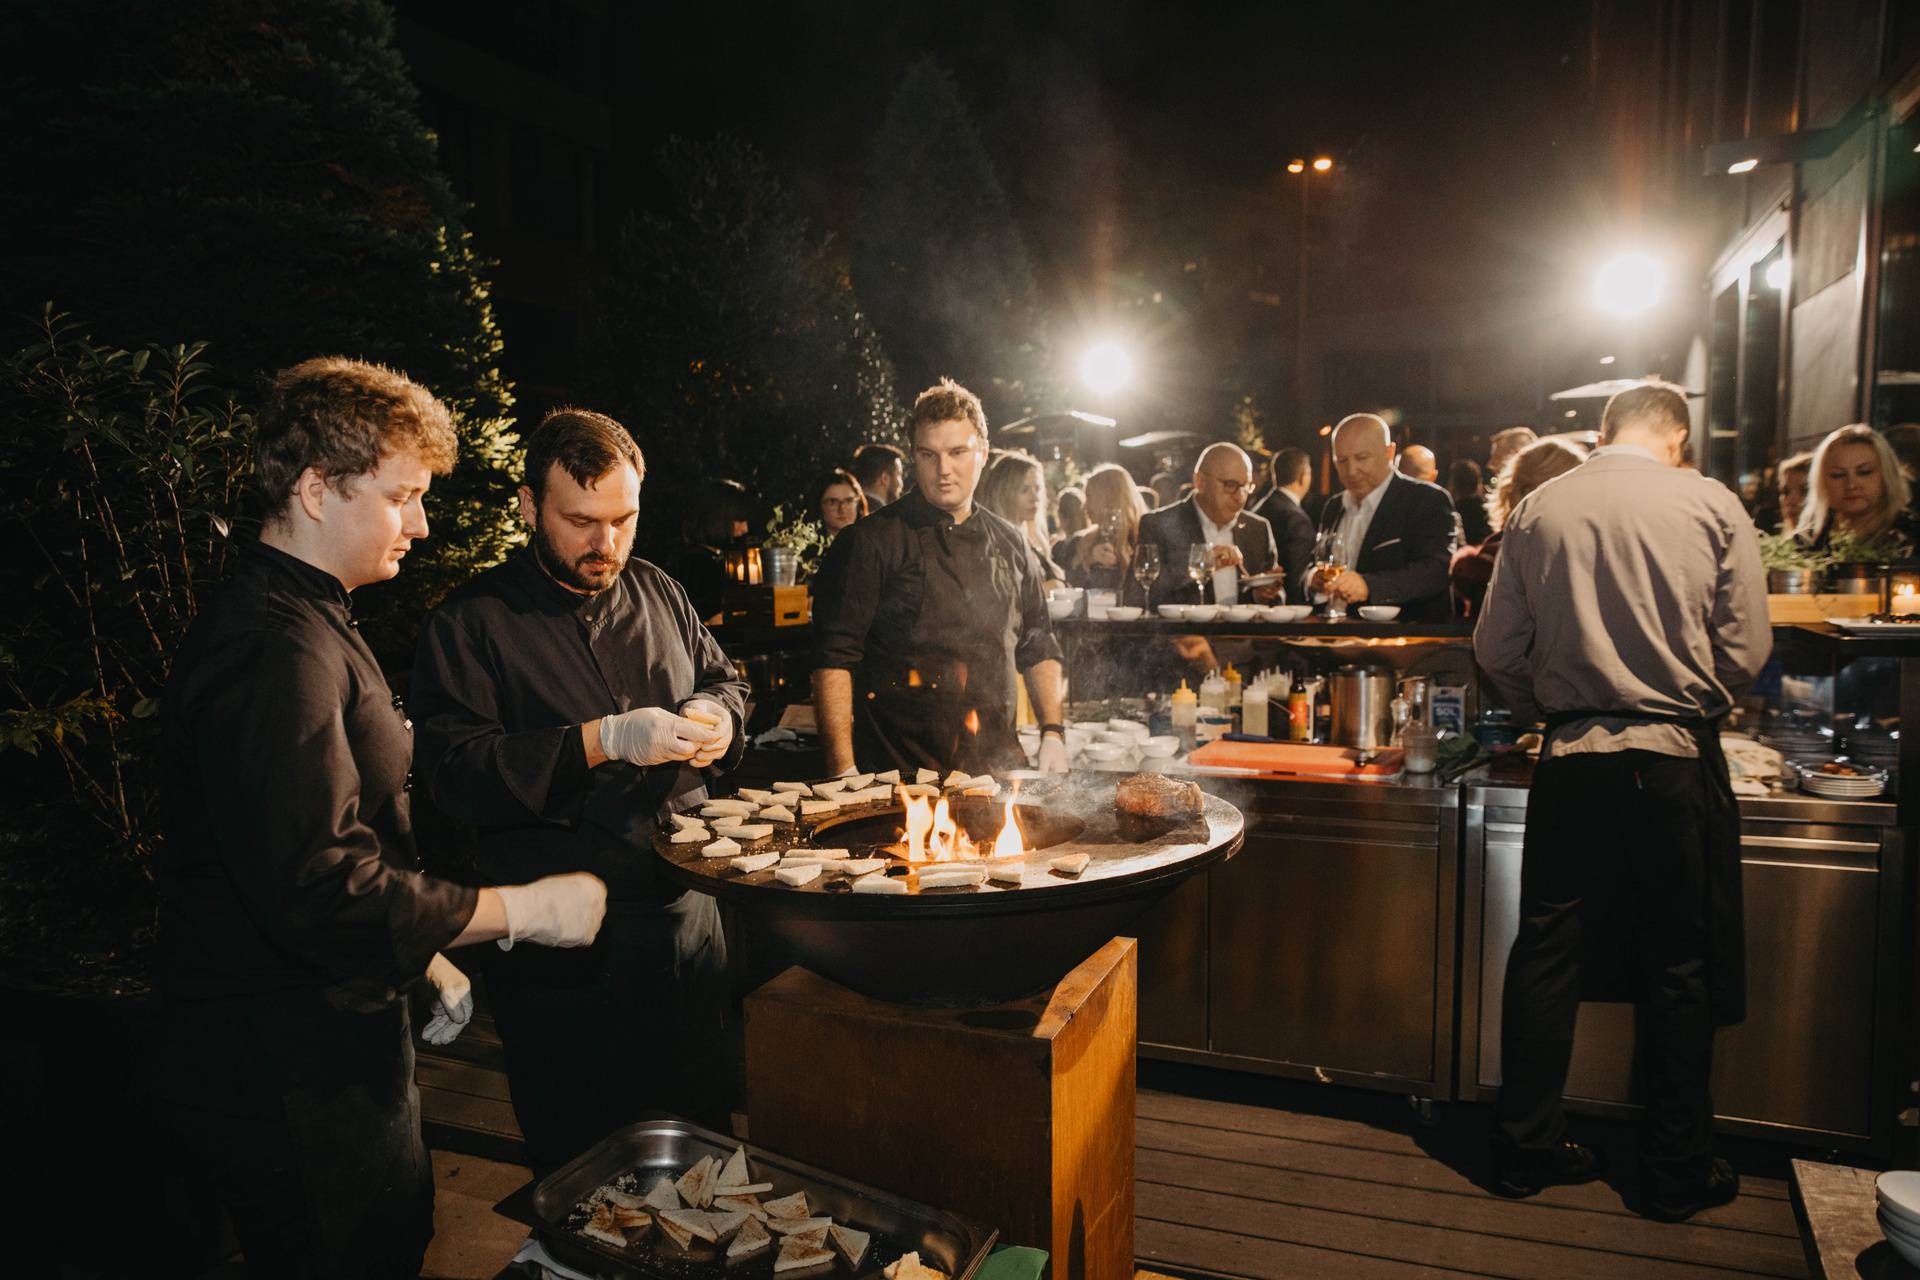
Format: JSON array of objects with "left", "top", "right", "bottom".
[
  {"left": 1287, "top": 159, "right": 1305, "bottom": 174},
  {"left": 1079, "top": 341, "right": 1133, "bottom": 396},
  {"left": 1312, "top": 157, "right": 1333, "bottom": 172},
  {"left": 1726, "top": 158, "right": 1759, "bottom": 174},
  {"left": 1593, "top": 252, "right": 1666, "bottom": 316},
  {"left": 1765, "top": 257, "right": 1790, "bottom": 291}
]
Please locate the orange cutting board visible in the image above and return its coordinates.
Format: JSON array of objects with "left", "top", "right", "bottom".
[{"left": 1187, "top": 739, "right": 1405, "bottom": 777}]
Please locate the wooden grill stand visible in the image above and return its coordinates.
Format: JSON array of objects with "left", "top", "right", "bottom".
[{"left": 745, "top": 936, "right": 1138, "bottom": 1279}]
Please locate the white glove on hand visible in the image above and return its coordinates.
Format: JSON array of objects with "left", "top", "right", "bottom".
[
  {"left": 420, "top": 952, "right": 472, "bottom": 1046},
  {"left": 494, "top": 872, "right": 608, "bottom": 951},
  {"left": 680, "top": 698, "right": 733, "bottom": 769},
  {"left": 599, "top": 706, "right": 717, "bottom": 767},
  {"left": 1037, "top": 734, "right": 1069, "bottom": 773}
]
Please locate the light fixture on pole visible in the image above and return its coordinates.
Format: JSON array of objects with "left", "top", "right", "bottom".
[
  {"left": 1078, "top": 340, "right": 1133, "bottom": 397},
  {"left": 1593, "top": 251, "right": 1666, "bottom": 317},
  {"left": 1287, "top": 155, "right": 1336, "bottom": 428}
]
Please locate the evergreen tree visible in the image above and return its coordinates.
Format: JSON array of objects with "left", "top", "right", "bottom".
[
  {"left": 0, "top": 0, "right": 519, "bottom": 656},
  {"left": 854, "top": 57, "right": 1055, "bottom": 427},
  {"left": 583, "top": 136, "right": 901, "bottom": 546}
]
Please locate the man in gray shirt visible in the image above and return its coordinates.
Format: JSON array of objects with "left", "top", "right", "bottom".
[{"left": 1474, "top": 384, "right": 1769, "bottom": 1221}]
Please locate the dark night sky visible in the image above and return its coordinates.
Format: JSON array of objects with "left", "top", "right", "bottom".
[{"left": 413, "top": 0, "right": 1622, "bottom": 434}]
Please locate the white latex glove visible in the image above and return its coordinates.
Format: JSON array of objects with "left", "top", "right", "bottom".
[
  {"left": 494, "top": 872, "right": 608, "bottom": 951},
  {"left": 419, "top": 952, "right": 472, "bottom": 1046},
  {"left": 681, "top": 698, "right": 733, "bottom": 769},
  {"left": 1037, "top": 734, "right": 1069, "bottom": 773},
  {"left": 599, "top": 706, "right": 717, "bottom": 767}
]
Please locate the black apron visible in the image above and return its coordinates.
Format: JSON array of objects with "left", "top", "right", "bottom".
[{"left": 1541, "top": 709, "right": 1747, "bottom": 1026}]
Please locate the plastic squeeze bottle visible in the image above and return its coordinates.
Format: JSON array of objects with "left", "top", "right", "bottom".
[{"left": 1242, "top": 674, "right": 1270, "bottom": 738}]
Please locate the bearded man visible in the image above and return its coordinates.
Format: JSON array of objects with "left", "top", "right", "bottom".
[{"left": 410, "top": 407, "right": 747, "bottom": 1172}]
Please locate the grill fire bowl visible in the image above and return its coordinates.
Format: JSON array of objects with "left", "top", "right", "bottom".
[{"left": 654, "top": 778, "right": 1243, "bottom": 1004}]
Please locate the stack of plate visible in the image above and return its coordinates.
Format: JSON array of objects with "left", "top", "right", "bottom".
[
  {"left": 1760, "top": 724, "right": 1835, "bottom": 768},
  {"left": 1794, "top": 760, "right": 1888, "bottom": 798},
  {"left": 1876, "top": 1171, "right": 1920, "bottom": 1267},
  {"left": 1845, "top": 726, "right": 1900, "bottom": 772}
]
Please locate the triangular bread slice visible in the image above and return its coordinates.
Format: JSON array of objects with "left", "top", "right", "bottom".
[
  {"left": 714, "top": 1180, "right": 773, "bottom": 1195},
  {"left": 642, "top": 1176, "right": 683, "bottom": 1213},
  {"left": 675, "top": 1155, "right": 716, "bottom": 1208},
  {"left": 606, "top": 1204, "right": 652, "bottom": 1231},
  {"left": 883, "top": 1251, "right": 949, "bottom": 1280},
  {"left": 774, "top": 1236, "right": 837, "bottom": 1272},
  {"left": 658, "top": 1206, "right": 720, "bottom": 1243},
  {"left": 875, "top": 769, "right": 901, "bottom": 784},
  {"left": 717, "top": 1145, "right": 751, "bottom": 1189},
  {"left": 713, "top": 1193, "right": 769, "bottom": 1221},
  {"left": 761, "top": 1190, "right": 810, "bottom": 1219},
  {"left": 728, "top": 1213, "right": 773, "bottom": 1257},
  {"left": 830, "top": 1222, "right": 871, "bottom": 1266},
  {"left": 706, "top": 1208, "right": 749, "bottom": 1240},
  {"left": 767, "top": 1215, "right": 832, "bottom": 1236},
  {"left": 655, "top": 1211, "right": 694, "bottom": 1250}
]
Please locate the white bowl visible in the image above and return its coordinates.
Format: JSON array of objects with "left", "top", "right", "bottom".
[
  {"left": 1157, "top": 604, "right": 1188, "bottom": 620},
  {"left": 1186, "top": 605, "right": 1220, "bottom": 623},
  {"left": 1082, "top": 742, "right": 1130, "bottom": 763},
  {"left": 1071, "top": 719, "right": 1107, "bottom": 733},
  {"left": 1885, "top": 1202, "right": 1920, "bottom": 1242},
  {"left": 1104, "top": 606, "right": 1143, "bottom": 622},
  {"left": 1107, "top": 718, "right": 1150, "bottom": 738},
  {"left": 1879, "top": 1172, "right": 1920, "bottom": 1222},
  {"left": 1048, "top": 586, "right": 1084, "bottom": 600},
  {"left": 1880, "top": 1209, "right": 1920, "bottom": 1267},
  {"left": 1047, "top": 596, "right": 1079, "bottom": 620},
  {"left": 1096, "top": 730, "right": 1140, "bottom": 745},
  {"left": 1221, "top": 605, "right": 1260, "bottom": 622},
  {"left": 1266, "top": 604, "right": 1312, "bottom": 622},
  {"left": 1358, "top": 605, "right": 1402, "bottom": 621},
  {"left": 1140, "top": 735, "right": 1181, "bottom": 758}
]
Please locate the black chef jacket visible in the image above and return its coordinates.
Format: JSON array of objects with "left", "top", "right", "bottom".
[
  {"left": 811, "top": 489, "right": 1061, "bottom": 774},
  {"left": 409, "top": 549, "right": 748, "bottom": 901},
  {"left": 157, "top": 539, "right": 478, "bottom": 1014}
]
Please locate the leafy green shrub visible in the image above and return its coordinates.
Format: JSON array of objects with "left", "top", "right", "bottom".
[{"left": 0, "top": 312, "right": 255, "bottom": 991}]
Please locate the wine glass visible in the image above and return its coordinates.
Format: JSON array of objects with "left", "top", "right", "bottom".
[
  {"left": 1187, "top": 543, "right": 1212, "bottom": 604},
  {"left": 1133, "top": 542, "right": 1161, "bottom": 603},
  {"left": 1317, "top": 530, "right": 1351, "bottom": 620}
]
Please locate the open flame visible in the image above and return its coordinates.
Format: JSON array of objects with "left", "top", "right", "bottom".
[{"left": 896, "top": 784, "right": 1027, "bottom": 863}]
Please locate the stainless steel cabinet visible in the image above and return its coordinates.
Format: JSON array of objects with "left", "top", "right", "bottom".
[
  {"left": 1136, "top": 776, "right": 1460, "bottom": 1099},
  {"left": 1460, "top": 782, "right": 1907, "bottom": 1153}
]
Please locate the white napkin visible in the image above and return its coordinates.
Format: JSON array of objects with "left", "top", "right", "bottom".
[{"left": 510, "top": 1234, "right": 596, "bottom": 1280}]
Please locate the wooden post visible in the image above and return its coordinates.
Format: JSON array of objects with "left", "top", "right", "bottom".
[{"left": 745, "top": 937, "right": 1138, "bottom": 1279}]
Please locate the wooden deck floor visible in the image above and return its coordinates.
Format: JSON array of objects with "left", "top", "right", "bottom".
[{"left": 417, "top": 1020, "right": 1813, "bottom": 1279}]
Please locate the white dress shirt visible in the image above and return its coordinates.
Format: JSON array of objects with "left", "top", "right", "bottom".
[
  {"left": 1195, "top": 506, "right": 1240, "bottom": 605},
  {"left": 1336, "top": 476, "right": 1391, "bottom": 564}
]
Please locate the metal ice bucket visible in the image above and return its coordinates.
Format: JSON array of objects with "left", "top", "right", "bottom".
[{"left": 1329, "top": 664, "right": 1397, "bottom": 750}]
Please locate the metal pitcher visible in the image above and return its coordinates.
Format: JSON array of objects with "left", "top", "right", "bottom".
[{"left": 1328, "top": 665, "right": 1396, "bottom": 750}]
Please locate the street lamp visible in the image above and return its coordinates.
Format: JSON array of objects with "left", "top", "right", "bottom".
[
  {"left": 1593, "top": 251, "right": 1665, "bottom": 316},
  {"left": 1287, "top": 156, "right": 1336, "bottom": 427},
  {"left": 1079, "top": 340, "right": 1133, "bottom": 397}
]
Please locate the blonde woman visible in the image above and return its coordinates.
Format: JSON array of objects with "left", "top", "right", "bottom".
[
  {"left": 1058, "top": 463, "right": 1149, "bottom": 592},
  {"left": 1773, "top": 452, "right": 1811, "bottom": 535},
  {"left": 978, "top": 449, "right": 1064, "bottom": 587},
  {"left": 1450, "top": 437, "right": 1587, "bottom": 617},
  {"left": 1796, "top": 424, "right": 1919, "bottom": 549}
]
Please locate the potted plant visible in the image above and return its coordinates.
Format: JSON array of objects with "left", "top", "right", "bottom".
[
  {"left": 1820, "top": 528, "right": 1914, "bottom": 597},
  {"left": 763, "top": 504, "right": 829, "bottom": 585},
  {"left": 1757, "top": 533, "right": 1827, "bottom": 594}
]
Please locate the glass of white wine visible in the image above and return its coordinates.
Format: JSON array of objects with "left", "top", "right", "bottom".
[{"left": 1317, "top": 530, "right": 1351, "bottom": 620}]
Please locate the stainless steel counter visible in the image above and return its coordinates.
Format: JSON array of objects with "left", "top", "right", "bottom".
[
  {"left": 1134, "top": 771, "right": 1461, "bottom": 1099},
  {"left": 1460, "top": 774, "right": 1908, "bottom": 1154}
]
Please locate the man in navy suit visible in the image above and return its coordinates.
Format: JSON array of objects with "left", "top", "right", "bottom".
[
  {"left": 1310, "top": 413, "right": 1457, "bottom": 621},
  {"left": 1128, "top": 443, "right": 1281, "bottom": 609},
  {"left": 1252, "top": 446, "right": 1316, "bottom": 604}
]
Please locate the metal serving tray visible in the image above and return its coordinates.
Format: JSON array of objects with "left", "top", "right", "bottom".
[{"left": 530, "top": 1115, "right": 997, "bottom": 1279}]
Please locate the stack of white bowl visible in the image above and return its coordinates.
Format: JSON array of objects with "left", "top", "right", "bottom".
[
  {"left": 1795, "top": 760, "right": 1888, "bottom": 799},
  {"left": 1018, "top": 718, "right": 1182, "bottom": 771},
  {"left": 1876, "top": 1171, "right": 1920, "bottom": 1266}
]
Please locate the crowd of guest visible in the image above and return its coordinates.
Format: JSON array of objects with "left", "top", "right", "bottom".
[{"left": 683, "top": 405, "right": 1920, "bottom": 629}]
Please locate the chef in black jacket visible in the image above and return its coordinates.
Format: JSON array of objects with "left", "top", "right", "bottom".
[
  {"left": 152, "top": 359, "right": 607, "bottom": 1279},
  {"left": 411, "top": 407, "right": 749, "bottom": 1173},
  {"left": 812, "top": 379, "right": 1067, "bottom": 776},
  {"left": 1311, "top": 412, "right": 1458, "bottom": 622}
]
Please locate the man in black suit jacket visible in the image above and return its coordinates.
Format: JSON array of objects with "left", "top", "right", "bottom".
[
  {"left": 1252, "top": 446, "right": 1316, "bottom": 604},
  {"left": 1127, "top": 443, "right": 1280, "bottom": 608},
  {"left": 1311, "top": 413, "right": 1457, "bottom": 621}
]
